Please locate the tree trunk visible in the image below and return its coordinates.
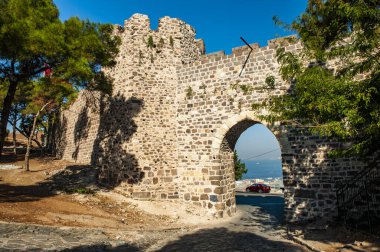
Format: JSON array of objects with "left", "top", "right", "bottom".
[
  {"left": 12, "top": 111, "right": 17, "bottom": 156},
  {"left": 25, "top": 102, "right": 50, "bottom": 171},
  {"left": 0, "top": 80, "right": 18, "bottom": 157},
  {"left": 48, "top": 111, "right": 59, "bottom": 153},
  {"left": 46, "top": 117, "right": 51, "bottom": 150}
]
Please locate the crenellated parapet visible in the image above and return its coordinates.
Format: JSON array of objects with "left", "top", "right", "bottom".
[{"left": 181, "top": 35, "right": 299, "bottom": 67}]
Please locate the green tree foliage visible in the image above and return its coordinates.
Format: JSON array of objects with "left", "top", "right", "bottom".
[
  {"left": 147, "top": 35, "right": 154, "bottom": 48},
  {"left": 0, "top": 0, "right": 121, "bottom": 156},
  {"left": 23, "top": 77, "right": 77, "bottom": 170},
  {"left": 25, "top": 78, "right": 77, "bottom": 115},
  {"left": 257, "top": 0, "right": 379, "bottom": 158},
  {"left": 234, "top": 151, "right": 248, "bottom": 180}
]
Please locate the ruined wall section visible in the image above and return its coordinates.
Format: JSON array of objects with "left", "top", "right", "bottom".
[{"left": 92, "top": 14, "right": 202, "bottom": 199}]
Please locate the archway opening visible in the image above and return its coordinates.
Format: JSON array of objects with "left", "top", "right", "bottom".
[
  {"left": 235, "top": 124, "right": 283, "bottom": 191},
  {"left": 234, "top": 123, "right": 284, "bottom": 223},
  {"left": 218, "top": 119, "right": 284, "bottom": 222}
]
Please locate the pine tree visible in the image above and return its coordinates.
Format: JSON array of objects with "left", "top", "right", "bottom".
[
  {"left": 0, "top": 0, "right": 121, "bottom": 157},
  {"left": 234, "top": 151, "right": 248, "bottom": 181}
]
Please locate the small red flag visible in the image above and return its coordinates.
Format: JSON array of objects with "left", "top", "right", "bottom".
[{"left": 44, "top": 63, "right": 51, "bottom": 77}]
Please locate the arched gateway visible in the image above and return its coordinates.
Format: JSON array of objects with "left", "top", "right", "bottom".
[
  {"left": 207, "top": 113, "right": 285, "bottom": 218},
  {"left": 54, "top": 14, "right": 368, "bottom": 223}
]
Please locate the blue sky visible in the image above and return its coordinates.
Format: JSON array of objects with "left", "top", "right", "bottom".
[
  {"left": 54, "top": 0, "right": 307, "bottom": 53},
  {"left": 53, "top": 0, "right": 307, "bottom": 160},
  {"left": 236, "top": 124, "right": 281, "bottom": 161}
]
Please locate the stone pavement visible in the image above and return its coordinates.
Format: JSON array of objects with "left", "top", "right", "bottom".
[
  {"left": 0, "top": 222, "right": 146, "bottom": 251},
  {"left": 0, "top": 204, "right": 308, "bottom": 251}
]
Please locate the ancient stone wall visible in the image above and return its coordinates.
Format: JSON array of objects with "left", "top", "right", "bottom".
[
  {"left": 175, "top": 39, "right": 296, "bottom": 218},
  {"left": 56, "top": 13, "right": 371, "bottom": 222},
  {"left": 175, "top": 37, "right": 369, "bottom": 220},
  {"left": 54, "top": 91, "right": 102, "bottom": 164},
  {"left": 57, "top": 14, "right": 203, "bottom": 199}
]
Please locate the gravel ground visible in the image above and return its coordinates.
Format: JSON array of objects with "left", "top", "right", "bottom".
[{"left": 0, "top": 204, "right": 308, "bottom": 251}]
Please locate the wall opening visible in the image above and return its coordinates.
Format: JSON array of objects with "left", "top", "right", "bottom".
[
  {"left": 234, "top": 123, "right": 284, "bottom": 224},
  {"left": 235, "top": 124, "right": 283, "bottom": 189},
  {"left": 218, "top": 119, "right": 284, "bottom": 222}
]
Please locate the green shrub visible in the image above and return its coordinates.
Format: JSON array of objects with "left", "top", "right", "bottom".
[
  {"left": 186, "top": 86, "right": 193, "bottom": 99},
  {"left": 65, "top": 187, "right": 95, "bottom": 194},
  {"left": 265, "top": 75, "right": 276, "bottom": 89},
  {"left": 147, "top": 36, "right": 155, "bottom": 48}
]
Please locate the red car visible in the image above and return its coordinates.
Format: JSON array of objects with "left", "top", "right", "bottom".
[{"left": 246, "top": 183, "right": 271, "bottom": 193}]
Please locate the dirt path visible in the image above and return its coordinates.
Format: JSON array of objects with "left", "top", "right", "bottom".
[{"left": 0, "top": 155, "right": 185, "bottom": 230}]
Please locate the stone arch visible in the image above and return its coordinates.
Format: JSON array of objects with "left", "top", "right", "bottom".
[
  {"left": 210, "top": 111, "right": 288, "bottom": 218},
  {"left": 211, "top": 112, "right": 288, "bottom": 156}
]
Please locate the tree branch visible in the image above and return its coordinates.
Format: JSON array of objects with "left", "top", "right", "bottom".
[{"left": 7, "top": 119, "right": 42, "bottom": 148}]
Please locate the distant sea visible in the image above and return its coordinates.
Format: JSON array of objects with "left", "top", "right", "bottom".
[{"left": 241, "top": 159, "right": 282, "bottom": 180}]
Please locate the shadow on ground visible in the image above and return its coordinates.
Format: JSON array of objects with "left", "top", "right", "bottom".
[
  {"left": 62, "top": 243, "right": 140, "bottom": 252},
  {"left": 236, "top": 194, "right": 285, "bottom": 228},
  {"left": 155, "top": 227, "right": 305, "bottom": 252},
  {"left": 0, "top": 148, "right": 46, "bottom": 163},
  {"left": 0, "top": 165, "right": 100, "bottom": 203},
  {"left": 291, "top": 224, "right": 380, "bottom": 252}
]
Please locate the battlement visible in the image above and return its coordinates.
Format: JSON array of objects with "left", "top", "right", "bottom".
[
  {"left": 112, "top": 14, "right": 299, "bottom": 69},
  {"left": 191, "top": 35, "right": 299, "bottom": 67},
  {"left": 112, "top": 13, "right": 197, "bottom": 37},
  {"left": 109, "top": 14, "right": 204, "bottom": 67}
]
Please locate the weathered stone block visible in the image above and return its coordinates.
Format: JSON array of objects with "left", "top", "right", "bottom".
[
  {"left": 153, "top": 177, "right": 158, "bottom": 184},
  {"left": 200, "top": 194, "right": 209, "bottom": 200},
  {"left": 184, "top": 193, "right": 190, "bottom": 201},
  {"left": 214, "top": 187, "right": 224, "bottom": 194},
  {"left": 210, "top": 195, "right": 218, "bottom": 202},
  {"left": 215, "top": 203, "right": 225, "bottom": 210},
  {"left": 132, "top": 192, "right": 151, "bottom": 199},
  {"left": 191, "top": 196, "right": 199, "bottom": 201},
  {"left": 294, "top": 189, "right": 316, "bottom": 199},
  {"left": 204, "top": 188, "right": 212, "bottom": 193}
]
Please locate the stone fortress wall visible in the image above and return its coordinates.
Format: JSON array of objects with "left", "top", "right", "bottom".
[{"left": 55, "top": 14, "right": 369, "bottom": 222}]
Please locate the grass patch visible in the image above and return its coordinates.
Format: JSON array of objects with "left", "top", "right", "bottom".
[{"left": 65, "top": 187, "right": 95, "bottom": 194}]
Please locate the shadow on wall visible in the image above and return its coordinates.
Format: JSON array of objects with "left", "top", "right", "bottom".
[
  {"left": 72, "top": 106, "right": 91, "bottom": 160},
  {"left": 52, "top": 115, "right": 68, "bottom": 159},
  {"left": 279, "top": 126, "right": 356, "bottom": 222},
  {"left": 90, "top": 92, "right": 144, "bottom": 188}
]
